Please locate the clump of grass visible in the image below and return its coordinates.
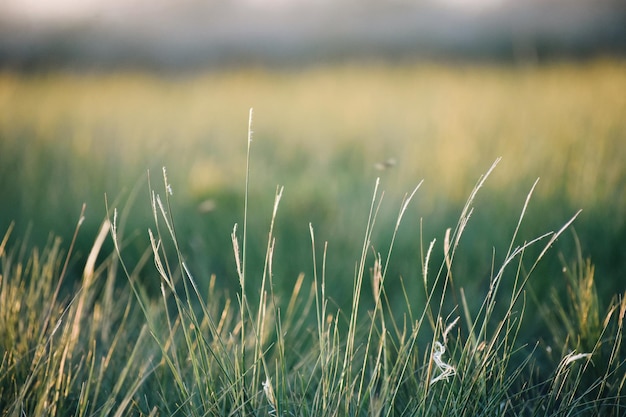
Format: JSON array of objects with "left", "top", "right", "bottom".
[
  {"left": 102, "top": 115, "right": 623, "bottom": 415},
  {"left": 1, "top": 115, "right": 625, "bottom": 415},
  {"left": 0, "top": 209, "right": 157, "bottom": 416},
  {"left": 529, "top": 234, "right": 626, "bottom": 416}
]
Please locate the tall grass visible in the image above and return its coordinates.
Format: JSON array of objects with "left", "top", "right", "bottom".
[
  {"left": 0, "top": 214, "right": 156, "bottom": 416},
  {"left": 1, "top": 61, "right": 625, "bottom": 303},
  {"left": 3, "top": 113, "right": 623, "bottom": 415},
  {"left": 1, "top": 62, "right": 625, "bottom": 415}
]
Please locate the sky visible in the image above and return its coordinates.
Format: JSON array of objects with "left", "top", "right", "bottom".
[
  {"left": 1, "top": 0, "right": 507, "bottom": 22},
  {"left": 0, "top": 0, "right": 622, "bottom": 69}
]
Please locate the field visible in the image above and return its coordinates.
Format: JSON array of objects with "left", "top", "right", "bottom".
[{"left": 0, "top": 59, "right": 625, "bottom": 415}]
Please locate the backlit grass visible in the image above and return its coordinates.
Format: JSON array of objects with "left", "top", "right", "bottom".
[
  {"left": 1, "top": 155, "right": 624, "bottom": 416},
  {"left": 0, "top": 61, "right": 624, "bottom": 299},
  {"left": 0, "top": 59, "right": 625, "bottom": 415}
]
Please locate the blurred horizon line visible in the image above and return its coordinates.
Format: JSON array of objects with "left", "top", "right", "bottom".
[{"left": 1, "top": 0, "right": 625, "bottom": 72}]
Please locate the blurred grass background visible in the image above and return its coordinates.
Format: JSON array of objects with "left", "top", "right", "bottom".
[{"left": 0, "top": 59, "right": 624, "bottom": 317}]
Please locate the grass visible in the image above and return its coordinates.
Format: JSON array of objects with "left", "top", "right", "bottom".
[
  {"left": 1, "top": 60, "right": 625, "bottom": 303},
  {"left": 0, "top": 59, "right": 625, "bottom": 415},
  {"left": 2, "top": 130, "right": 625, "bottom": 415}
]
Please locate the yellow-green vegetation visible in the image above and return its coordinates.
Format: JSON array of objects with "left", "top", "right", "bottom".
[
  {"left": 1, "top": 59, "right": 624, "bottom": 297},
  {"left": 0, "top": 59, "right": 625, "bottom": 415},
  {"left": 0, "top": 159, "right": 624, "bottom": 416},
  {"left": 1, "top": 61, "right": 625, "bottom": 202}
]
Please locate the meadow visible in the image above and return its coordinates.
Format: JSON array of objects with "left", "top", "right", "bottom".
[{"left": 0, "top": 59, "right": 625, "bottom": 415}]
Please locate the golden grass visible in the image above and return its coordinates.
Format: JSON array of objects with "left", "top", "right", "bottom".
[
  {"left": 1, "top": 60, "right": 624, "bottom": 210},
  {"left": 1, "top": 60, "right": 625, "bottom": 416}
]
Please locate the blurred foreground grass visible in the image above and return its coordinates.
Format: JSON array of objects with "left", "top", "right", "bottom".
[{"left": 0, "top": 59, "right": 624, "bottom": 307}]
